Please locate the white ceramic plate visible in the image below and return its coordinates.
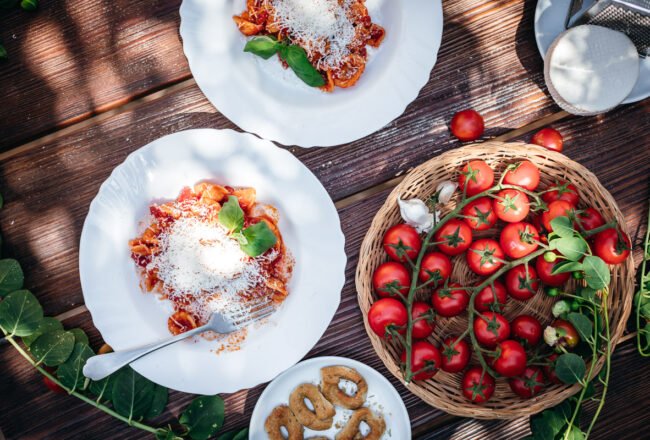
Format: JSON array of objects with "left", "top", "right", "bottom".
[
  {"left": 179, "top": 0, "right": 443, "bottom": 148},
  {"left": 79, "top": 129, "right": 346, "bottom": 394},
  {"left": 534, "top": 0, "right": 649, "bottom": 104},
  {"left": 249, "top": 356, "right": 411, "bottom": 439}
]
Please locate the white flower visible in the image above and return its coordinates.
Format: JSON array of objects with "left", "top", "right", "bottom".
[
  {"left": 398, "top": 195, "right": 434, "bottom": 233},
  {"left": 436, "top": 180, "right": 458, "bottom": 205},
  {"left": 544, "top": 326, "right": 559, "bottom": 347}
]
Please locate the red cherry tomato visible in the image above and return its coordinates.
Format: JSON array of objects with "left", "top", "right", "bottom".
[
  {"left": 411, "top": 301, "right": 435, "bottom": 339},
  {"left": 531, "top": 127, "right": 563, "bottom": 152},
  {"left": 373, "top": 262, "right": 411, "bottom": 298},
  {"left": 505, "top": 265, "right": 539, "bottom": 301},
  {"left": 42, "top": 367, "right": 66, "bottom": 394},
  {"left": 502, "top": 160, "right": 540, "bottom": 191},
  {"left": 401, "top": 341, "right": 442, "bottom": 380},
  {"left": 462, "top": 367, "right": 495, "bottom": 403},
  {"left": 544, "top": 353, "right": 561, "bottom": 384},
  {"left": 511, "top": 315, "right": 543, "bottom": 347},
  {"left": 383, "top": 224, "right": 422, "bottom": 263},
  {"left": 574, "top": 207, "right": 605, "bottom": 233},
  {"left": 542, "top": 181, "right": 579, "bottom": 206},
  {"left": 419, "top": 252, "right": 452, "bottom": 284},
  {"left": 440, "top": 337, "right": 471, "bottom": 373},
  {"left": 474, "top": 311, "right": 510, "bottom": 348},
  {"left": 493, "top": 189, "right": 530, "bottom": 223},
  {"left": 432, "top": 282, "right": 470, "bottom": 318},
  {"left": 450, "top": 110, "right": 485, "bottom": 142},
  {"left": 535, "top": 255, "right": 570, "bottom": 287},
  {"left": 499, "top": 222, "right": 540, "bottom": 259},
  {"left": 474, "top": 280, "right": 508, "bottom": 313},
  {"left": 593, "top": 228, "right": 631, "bottom": 265},
  {"left": 458, "top": 160, "right": 494, "bottom": 196},
  {"left": 462, "top": 197, "right": 497, "bottom": 231},
  {"left": 368, "top": 298, "right": 407, "bottom": 339},
  {"left": 492, "top": 340, "right": 527, "bottom": 377},
  {"left": 509, "top": 366, "right": 545, "bottom": 399},
  {"left": 467, "top": 239, "right": 505, "bottom": 276},
  {"left": 433, "top": 219, "right": 473, "bottom": 256},
  {"left": 541, "top": 200, "right": 575, "bottom": 232},
  {"left": 552, "top": 319, "right": 580, "bottom": 348}
]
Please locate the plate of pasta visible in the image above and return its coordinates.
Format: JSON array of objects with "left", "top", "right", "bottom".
[
  {"left": 79, "top": 129, "right": 346, "bottom": 394},
  {"left": 180, "top": 0, "right": 443, "bottom": 147}
]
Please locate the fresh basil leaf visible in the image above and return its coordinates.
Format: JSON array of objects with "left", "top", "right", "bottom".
[
  {"left": 550, "top": 216, "right": 575, "bottom": 238},
  {"left": 555, "top": 353, "right": 586, "bottom": 384},
  {"left": 57, "top": 342, "right": 94, "bottom": 392},
  {"left": 280, "top": 45, "right": 325, "bottom": 87},
  {"left": 218, "top": 196, "right": 245, "bottom": 233},
  {"left": 244, "top": 36, "right": 282, "bottom": 60},
  {"left": 179, "top": 395, "right": 225, "bottom": 440},
  {"left": 0, "top": 290, "right": 42, "bottom": 336},
  {"left": 579, "top": 286, "right": 598, "bottom": 303},
  {"left": 530, "top": 408, "right": 566, "bottom": 440},
  {"left": 240, "top": 221, "right": 277, "bottom": 257},
  {"left": 219, "top": 428, "right": 249, "bottom": 440},
  {"left": 582, "top": 255, "right": 610, "bottom": 290},
  {"left": 69, "top": 328, "right": 89, "bottom": 345},
  {"left": 20, "top": 0, "right": 37, "bottom": 12},
  {"left": 89, "top": 375, "right": 115, "bottom": 403},
  {"left": 551, "top": 260, "right": 582, "bottom": 275},
  {"left": 112, "top": 367, "right": 155, "bottom": 420},
  {"left": 567, "top": 312, "right": 593, "bottom": 341},
  {"left": 0, "top": 258, "right": 24, "bottom": 298},
  {"left": 155, "top": 429, "right": 183, "bottom": 440},
  {"left": 145, "top": 384, "right": 169, "bottom": 419},
  {"left": 564, "top": 424, "right": 586, "bottom": 440},
  {"left": 30, "top": 330, "right": 75, "bottom": 366},
  {"left": 553, "top": 237, "right": 587, "bottom": 262},
  {"left": 22, "top": 317, "right": 63, "bottom": 347}
]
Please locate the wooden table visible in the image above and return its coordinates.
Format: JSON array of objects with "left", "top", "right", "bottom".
[{"left": 0, "top": 1, "right": 648, "bottom": 438}]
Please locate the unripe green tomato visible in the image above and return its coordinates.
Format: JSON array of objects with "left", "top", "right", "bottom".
[
  {"left": 20, "top": 0, "right": 37, "bottom": 11},
  {"left": 571, "top": 300, "right": 581, "bottom": 311},
  {"left": 572, "top": 271, "right": 584, "bottom": 280},
  {"left": 543, "top": 252, "right": 557, "bottom": 263},
  {"left": 545, "top": 286, "right": 560, "bottom": 297}
]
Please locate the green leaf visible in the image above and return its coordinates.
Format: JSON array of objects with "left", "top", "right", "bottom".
[
  {"left": 530, "top": 408, "right": 566, "bottom": 440},
  {"left": 31, "top": 330, "right": 75, "bottom": 366},
  {"left": 567, "top": 313, "right": 593, "bottom": 341},
  {"left": 89, "top": 375, "right": 115, "bottom": 403},
  {"left": 57, "top": 342, "right": 94, "bottom": 391},
  {"left": 219, "top": 428, "right": 249, "bottom": 440},
  {"left": 69, "top": 328, "right": 89, "bottom": 345},
  {"left": 20, "top": 0, "right": 37, "bottom": 11},
  {"left": 179, "top": 395, "right": 225, "bottom": 440},
  {"left": 244, "top": 36, "right": 282, "bottom": 60},
  {"left": 550, "top": 216, "right": 575, "bottom": 238},
  {"left": 555, "top": 353, "right": 586, "bottom": 384},
  {"left": 112, "top": 367, "right": 155, "bottom": 420},
  {"left": 579, "top": 287, "right": 598, "bottom": 304},
  {"left": 553, "top": 237, "right": 587, "bottom": 261},
  {"left": 156, "top": 429, "right": 183, "bottom": 440},
  {"left": 240, "top": 221, "right": 277, "bottom": 257},
  {"left": 218, "top": 196, "right": 245, "bottom": 233},
  {"left": 280, "top": 45, "right": 325, "bottom": 87},
  {"left": 564, "top": 424, "right": 586, "bottom": 440},
  {"left": 583, "top": 256, "right": 610, "bottom": 290},
  {"left": 551, "top": 260, "right": 583, "bottom": 275},
  {"left": 22, "top": 317, "right": 63, "bottom": 347},
  {"left": 0, "top": 258, "right": 25, "bottom": 298},
  {"left": 145, "top": 384, "right": 169, "bottom": 419},
  {"left": 0, "top": 290, "right": 43, "bottom": 336}
]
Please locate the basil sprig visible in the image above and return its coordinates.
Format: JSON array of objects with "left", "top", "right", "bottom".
[
  {"left": 219, "top": 196, "right": 278, "bottom": 257},
  {"left": 244, "top": 36, "right": 326, "bottom": 87}
]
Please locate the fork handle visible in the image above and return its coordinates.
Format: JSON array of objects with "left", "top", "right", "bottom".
[{"left": 83, "top": 324, "right": 209, "bottom": 381}]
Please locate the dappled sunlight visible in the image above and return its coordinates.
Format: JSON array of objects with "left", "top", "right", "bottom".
[{"left": 25, "top": 206, "right": 76, "bottom": 272}]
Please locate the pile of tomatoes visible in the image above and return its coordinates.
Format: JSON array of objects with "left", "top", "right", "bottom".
[{"left": 367, "top": 158, "right": 630, "bottom": 402}]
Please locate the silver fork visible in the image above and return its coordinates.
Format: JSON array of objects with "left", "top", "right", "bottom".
[{"left": 83, "top": 302, "right": 275, "bottom": 381}]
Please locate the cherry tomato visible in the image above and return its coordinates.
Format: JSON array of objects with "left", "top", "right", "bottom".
[
  {"left": 474, "top": 311, "right": 510, "bottom": 348},
  {"left": 458, "top": 160, "right": 494, "bottom": 196},
  {"left": 383, "top": 224, "right": 422, "bottom": 263},
  {"left": 432, "top": 282, "right": 470, "bottom": 318},
  {"left": 450, "top": 110, "right": 485, "bottom": 142},
  {"left": 368, "top": 298, "right": 407, "bottom": 339},
  {"left": 509, "top": 366, "right": 545, "bottom": 399},
  {"left": 42, "top": 367, "right": 66, "bottom": 394},
  {"left": 373, "top": 262, "right": 411, "bottom": 298},
  {"left": 536, "top": 255, "right": 570, "bottom": 287},
  {"left": 499, "top": 222, "right": 540, "bottom": 259},
  {"left": 411, "top": 301, "right": 435, "bottom": 339},
  {"left": 574, "top": 207, "right": 605, "bottom": 233},
  {"left": 531, "top": 127, "right": 563, "bottom": 152},
  {"left": 467, "top": 239, "right": 505, "bottom": 276},
  {"left": 462, "top": 197, "right": 497, "bottom": 231},
  {"left": 474, "top": 280, "right": 508, "bottom": 313},
  {"left": 505, "top": 265, "right": 539, "bottom": 301},
  {"left": 593, "top": 228, "right": 631, "bottom": 265},
  {"left": 492, "top": 340, "right": 527, "bottom": 377},
  {"left": 493, "top": 189, "right": 530, "bottom": 223},
  {"left": 541, "top": 200, "right": 575, "bottom": 232},
  {"left": 511, "top": 315, "right": 542, "bottom": 347},
  {"left": 433, "top": 219, "right": 473, "bottom": 256},
  {"left": 419, "top": 252, "right": 452, "bottom": 284},
  {"left": 462, "top": 367, "right": 495, "bottom": 403},
  {"left": 441, "top": 337, "right": 471, "bottom": 373},
  {"left": 544, "top": 353, "right": 561, "bottom": 384},
  {"left": 503, "top": 160, "right": 540, "bottom": 191},
  {"left": 552, "top": 319, "right": 580, "bottom": 349},
  {"left": 542, "top": 181, "right": 579, "bottom": 206},
  {"left": 400, "top": 341, "right": 442, "bottom": 380}
]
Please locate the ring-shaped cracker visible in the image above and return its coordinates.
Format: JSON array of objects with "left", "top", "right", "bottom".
[
  {"left": 335, "top": 407, "right": 386, "bottom": 440},
  {"left": 264, "top": 405, "right": 304, "bottom": 440},
  {"left": 320, "top": 365, "right": 368, "bottom": 410},
  {"left": 289, "top": 383, "right": 336, "bottom": 430}
]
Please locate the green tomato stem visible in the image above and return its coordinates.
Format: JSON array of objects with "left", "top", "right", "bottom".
[{"left": 636, "top": 205, "right": 650, "bottom": 357}]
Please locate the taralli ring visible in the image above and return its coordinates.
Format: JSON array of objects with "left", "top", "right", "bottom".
[
  {"left": 335, "top": 407, "right": 386, "bottom": 440},
  {"left": 264, "top": 405, "right": 303, "bottom": 440},
  {"left": 289, "top": 383, "right": 336, "bottom": 431},
  {"left": 320, "top": 365, "right": 368, "bottom": 410}
]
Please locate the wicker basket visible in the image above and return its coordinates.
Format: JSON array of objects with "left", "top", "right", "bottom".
[{"left": 355, "top": 141, "right": 635, "bottom": 419}]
